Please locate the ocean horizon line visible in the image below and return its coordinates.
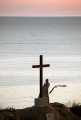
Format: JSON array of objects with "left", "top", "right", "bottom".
[{"left": 0, "top": 15, "right": 81, "bottom": 17}]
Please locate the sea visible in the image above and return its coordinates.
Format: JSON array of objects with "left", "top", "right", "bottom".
[{"left": 0, "top": 16, "right": 81, "bottom": 109}]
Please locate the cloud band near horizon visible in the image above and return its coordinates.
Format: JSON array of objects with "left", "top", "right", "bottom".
[{"left": 0, "top": 0, "right": 81, "bottom": 16}]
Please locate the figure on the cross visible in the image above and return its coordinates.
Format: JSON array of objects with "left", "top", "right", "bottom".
[{"left": 39, "top": 79, "right": 50, "bottom": 103}]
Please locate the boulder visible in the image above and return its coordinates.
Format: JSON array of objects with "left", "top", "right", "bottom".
[
  {"left": 17, "top": 103, "right": 78, "bottom": 120},
  {"left": 0, "top": 110, "right": 20, "bottom": 120},
  {"left": 0, "top": 103, "right": 80, "bottom": 120}
]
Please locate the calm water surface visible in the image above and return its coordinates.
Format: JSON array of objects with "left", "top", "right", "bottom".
[{"left": 0, "top": 17, "right": 81, "bottom": 108}]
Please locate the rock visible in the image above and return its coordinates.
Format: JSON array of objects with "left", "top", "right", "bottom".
[
  {"left": 17, "top": 103, "right": 78, "bottom": 120},
  {"left": 0, "top": 103, "right": 80, "bottom": 120},
  {"left": 17, "top": 105, "right": 63, "bottom": 120},
  {"left": 50, "top": 102, "right": 67, "bottom": 108},
  {"left": 0, "top": 110, "right": 20, "bottom": 120},
  {"left": 51, "top": 102, "right": 78, "bottom": 120}
]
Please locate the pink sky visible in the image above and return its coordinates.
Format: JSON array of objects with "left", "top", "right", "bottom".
[{"left": 0, "top": 0, "right": 81, "bottom": 16}]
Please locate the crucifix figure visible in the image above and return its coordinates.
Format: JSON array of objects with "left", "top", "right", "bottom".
[{"left": 32, "top": 55, "right": 50, "bottom": 98}]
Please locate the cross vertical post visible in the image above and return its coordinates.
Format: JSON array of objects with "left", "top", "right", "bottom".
[{"left": 40, "top": 55, "right": 43, "bottom": 98}]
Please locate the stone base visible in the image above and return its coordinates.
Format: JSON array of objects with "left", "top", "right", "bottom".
[{"left": 34, "top": 97, "right": 48, "bottom": 107}]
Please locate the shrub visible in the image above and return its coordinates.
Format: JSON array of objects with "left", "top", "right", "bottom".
[{"left": 70, "top": 101, "right": 81, "bottom": 117}]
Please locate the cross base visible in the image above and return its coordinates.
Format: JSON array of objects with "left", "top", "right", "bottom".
[{"left": 34, "top": 97, "right": 49, "bottom": 107}]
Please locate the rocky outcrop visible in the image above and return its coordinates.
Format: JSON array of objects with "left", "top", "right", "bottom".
[
  {"left": 0, "top": 109, "right": 20, "bottom": 120},
  {"left": 0, "top": 103, "right": 80, "bottom": 120}
]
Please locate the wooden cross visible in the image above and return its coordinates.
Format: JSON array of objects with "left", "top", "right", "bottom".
[{"left": 32, "top": 55, "right": 50, "bottom": 98}]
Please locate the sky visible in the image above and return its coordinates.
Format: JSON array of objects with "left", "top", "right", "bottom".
[{"left": 0, "top": 0, "right": 81, "bottom": 16}]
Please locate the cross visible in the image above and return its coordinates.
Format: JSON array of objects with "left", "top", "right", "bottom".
[{"left": 32, "top": 55, "right": 50, "bottom": 98}]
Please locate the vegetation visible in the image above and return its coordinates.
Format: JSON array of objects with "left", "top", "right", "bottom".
[{"left": 70, "top": 101, "right": 81, "bottom": 117}]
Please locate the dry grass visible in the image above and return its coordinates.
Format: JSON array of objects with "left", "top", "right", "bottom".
[{"left": 70, "top": 101, "right": 81, "bottom": 117}]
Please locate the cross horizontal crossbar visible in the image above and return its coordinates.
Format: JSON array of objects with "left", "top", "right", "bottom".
[{"left": 32, "top": 64, "right": 50, "bottom": 68}]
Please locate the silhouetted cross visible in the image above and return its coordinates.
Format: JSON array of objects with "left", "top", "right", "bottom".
[{"left": 32, "top": 55, "right": 50, "bottom": 98}]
